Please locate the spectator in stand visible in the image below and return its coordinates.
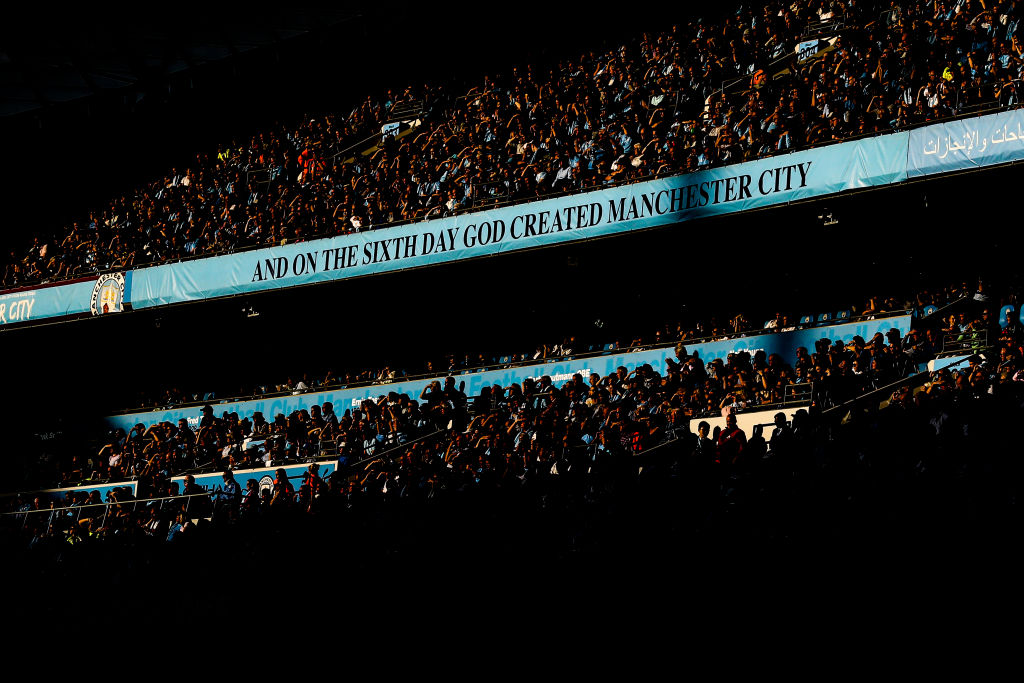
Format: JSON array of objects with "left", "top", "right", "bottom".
[
  {"left": 717, "top": 412, "right": 748, "bottom": 466},
  {"left": 6, "top": 0, "right": 1024, "bottom": 290},
  {"left": 215, "top": 470, "right": 241, "bottom": 521},
  {"left": 271, "top": 468, "right": 294, "bottom": 508}
]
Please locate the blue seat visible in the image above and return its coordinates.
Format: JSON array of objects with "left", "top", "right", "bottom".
[
  {"left": 499, "top": 355, "right": 510, "bottom": 364},
  {"left": 604, "top": 342, "right": 616, "bottom": 351},
  {"left": 923, "top": 305, "right": 938, "bottom": 317},
  {"left": 816, "top": 312, "right": 832, "bottom": 325},
  {"left": 999, "top": 305, "right": 1015, "bottom": 328},
  {"left": 834, "top": 309, "right": 850, "bottom": 321},
  {"left": 798, "top": 315, "right": 813, "bottom": 325}
]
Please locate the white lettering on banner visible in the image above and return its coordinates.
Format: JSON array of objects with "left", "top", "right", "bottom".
[
  {"left": 919, "top": 120, "right": 1024, "bottom": 159},
  {"left": 0, "top": 297, "right": 35, "bottom": 324},
  {"left": 527, "top": 368, "right": 593, "bottom": 384}
]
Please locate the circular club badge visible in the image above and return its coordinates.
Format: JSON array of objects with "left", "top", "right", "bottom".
[
  {"left": 90, "top": 272, "right": 126, "bottom": 316},
  {"left": 258, "top": 475, "right": 275, "bottom": 496}
]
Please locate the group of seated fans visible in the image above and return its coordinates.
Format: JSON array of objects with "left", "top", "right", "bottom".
[
  {"left": 133, "top": 280, "right": 979, "bottom": 411},
  {"left": 5, "top": 0, "right": 1024, "bottom": 288},
  {"left": 5, "top": 273, "right": 1022, "bottom": 552},
  {"left": 19, "top": 278, "right": 1013, "bottom": 493},
  {"left": 6, "top": 297, "right": 1022, "bottom": 550}
]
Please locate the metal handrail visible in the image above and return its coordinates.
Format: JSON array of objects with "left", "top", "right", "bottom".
[
  {"left": 817, "top": 344, "right": 987, "bottom": 419},
  {"left": 920, "top": 294, "right": 972, "bottom": 322},
  {"left": 800, "top": 19, "right": 846, "bottom": 41},
  {"left": 2, "top": 491, "right": 219, "bottom": 519},
  {"left": 821, "top": 368, "right": 931, "bottom": 419},
  {"left": 344, "top": 427, "right": 447, "bottom": 472},
  {"left": 940, "top": 329, "right": 988, "bottom": 356},
  {"left": 688, "top": 381, "right": 813, "bottom": 421}
]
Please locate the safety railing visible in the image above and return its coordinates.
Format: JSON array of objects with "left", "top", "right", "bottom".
[
  {"left": 342, "top": 426, "right": 448, "bottom": 472},
  {"left": 2, "top": 491, "right": 220, "bottom": 529},
  {"left": 385, "top": 98, "right": 424, "bottom": 123},
  {"left": 688, "top": 381, "right": 814, "bottom": 421},
  {"left": 940, "top": 329, "right": 989, "bottom": 357},
  {"left": 818, "top": 344, "right": 989, "bottom": 419},
  {"left": 779, "top": 381, "right": 813, "bottom": 407},
  {"left": 800, "top": 18, "right": 846, "bottom": 41},
  {"left": 919, "top": 294, "right": 972, "bottom": 322},
  {"left": 470, "top": 179, "right": 510, "bottom": 203},
  {"left": 821, "top": 368, "right": 931, "bottom": 419}
]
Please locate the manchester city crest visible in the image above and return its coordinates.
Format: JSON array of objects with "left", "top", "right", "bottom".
[
  {"left": 90, "top": 272, "right": 126, "bottom": 315},
  {"left": 258, "top": 475, "right": 275, "bottom": 496}
]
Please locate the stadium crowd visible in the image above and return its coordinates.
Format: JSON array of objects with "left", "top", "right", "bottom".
[
  {"left": 4, "top": 308, "right": 1020, "bottom": 558},
  {"left": 4, "top": 0, "right": 1024, "bottom": 289},
  {"left": 131, "top": 278, "right": 989, "bottom": 411},
  {"left": 7, "top": 275, "right": 1016, "bottom": 501}
]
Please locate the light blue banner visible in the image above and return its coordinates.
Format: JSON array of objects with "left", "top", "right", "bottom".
[
  {"left": 926, "top": 354, "right": 973, "bottom": 372},
  {"left": 105, "top": 315, "right": 911, "bottom": 432},
  {"left": 908, "top": 107, "right": 1024, "bottom": 177},
  {"left": 0, "top": 279, "right": 95, "bottom": 328},
  {"left": 0, "top": 271, "right": 132, "bottom": 329},
  {"left": 129, "top": 134, "right": 910, "bottom": 309}
]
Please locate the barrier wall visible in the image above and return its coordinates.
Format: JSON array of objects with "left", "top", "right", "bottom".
[{"left": 105, "top": 314, "right": 911, "bottom": 431}]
